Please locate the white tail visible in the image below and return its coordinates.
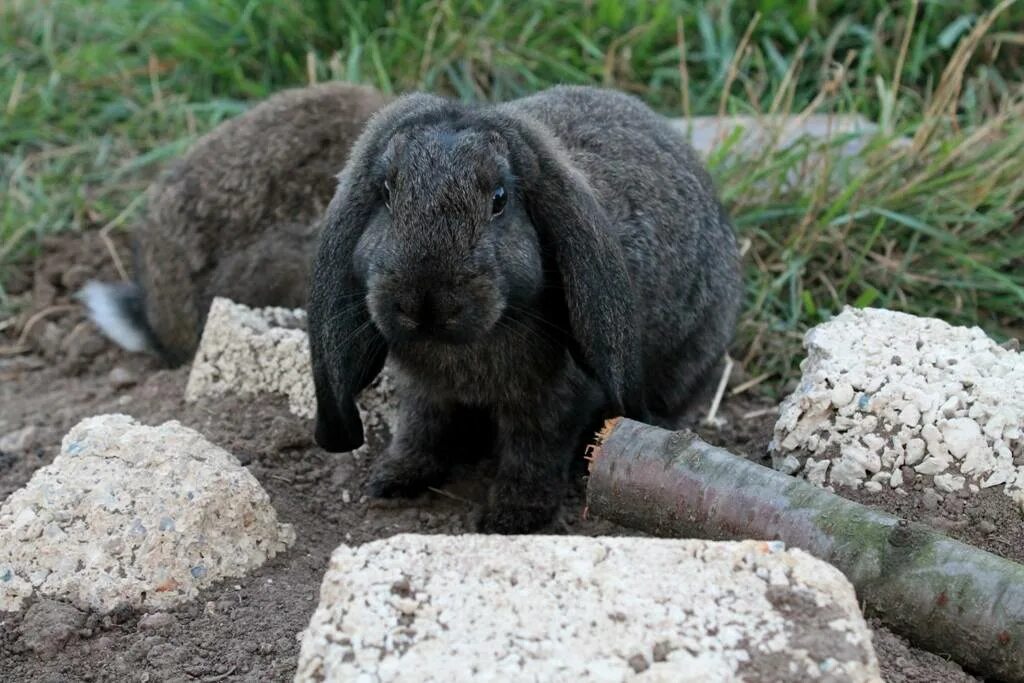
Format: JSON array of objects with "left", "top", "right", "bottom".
[{"left": 78, "top": 281, "right": 152, "bottom": 353}]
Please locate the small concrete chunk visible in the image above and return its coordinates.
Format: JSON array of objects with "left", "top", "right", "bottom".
[
  {"left": 0, "top": 414, "right": 294, "bottom": 613},
  {"left": 296, "top": 535, "right": 881, "bottom": 683},
  {"left": 771, "top": 308, "right": 1024, "bottom": 512},
  {"left": 108, "top": 365, "right": 139, "bottom": 389},
  {"left": 186, "top": 297, "right": 315, "bottom": 418}
]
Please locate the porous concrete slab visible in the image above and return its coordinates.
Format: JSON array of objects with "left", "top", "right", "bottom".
[
  {"left": 0, "top": 414, "right": 294, "bottom": 613},
  {"left": 296, "top": 534, "right": 881, "bottom": 683},
  {"left": 771, "top": 307, "right": 1024, "bottom": 508}
]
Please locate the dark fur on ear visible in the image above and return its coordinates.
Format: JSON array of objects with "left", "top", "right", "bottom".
[
  {"left": 308, "top": 94, "right": 458, "bottom": 451},
  {"left": 488, "top": 114, "right": 647, "bottom": 419}
]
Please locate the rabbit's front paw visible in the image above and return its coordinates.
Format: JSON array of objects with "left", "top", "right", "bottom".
[{"left": 365, "top": 448, "right": 448, "bottom": 498}]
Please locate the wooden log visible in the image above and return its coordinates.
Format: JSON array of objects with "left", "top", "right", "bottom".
[{"left": 586, "top": 418, "right": 1024, "bottom": 682}]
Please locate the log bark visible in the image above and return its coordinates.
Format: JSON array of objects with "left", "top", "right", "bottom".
[{"left": 586, "top": 418, "right": 1024, "bottom": 682}]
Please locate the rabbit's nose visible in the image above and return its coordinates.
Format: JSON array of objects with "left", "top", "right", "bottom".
[
  {"left": 393, "top": 299, "right": 420, "bottom": 330},
  {"left": 442, "top": 302, "right": 465, "bottom": 325},
  {"left": 393, "top": 290, "right": 464, "bottom": 334},
  {"left": 393, "top": 292, "right": 438, "bottom": 330}
]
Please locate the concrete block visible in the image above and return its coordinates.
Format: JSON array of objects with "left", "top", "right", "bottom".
[{"left": 296, "top": 534, "right": 880, "bottom": 682}]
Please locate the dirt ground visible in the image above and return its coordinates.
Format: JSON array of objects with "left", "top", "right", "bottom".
[{"left": 0, "top": 231, "right": 1011, "bottom": 682}]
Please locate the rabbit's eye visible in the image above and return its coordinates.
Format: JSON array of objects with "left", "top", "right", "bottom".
[
  {"left": 491, "top": 185, "right": 507, "bottom": 217},
  {"left": 383, "top": 180, "right": 392, "bottom": 210}
]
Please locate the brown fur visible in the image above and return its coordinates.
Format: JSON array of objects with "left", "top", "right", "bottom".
[{"left": 132, "top": 82, "right": 391, "bottom": 364}]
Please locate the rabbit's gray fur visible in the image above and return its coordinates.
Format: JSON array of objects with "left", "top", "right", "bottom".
[
  {"left": 309, "top": 86, "right": 742, "bottom": 533},
  {"left": 83, "top": 82, "right": 390, "bottom": 365}
]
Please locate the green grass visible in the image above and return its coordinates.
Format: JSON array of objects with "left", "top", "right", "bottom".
[{"left": 2, "top": 0, "right": 1022, "bottom": 389}]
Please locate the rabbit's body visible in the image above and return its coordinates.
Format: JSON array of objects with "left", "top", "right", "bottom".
[
  {"left": 309, "top": 86, "right": 742, "bottom": 533},
  {"left": 83, "top": 82, "right": 390, "bottom": 365},
  {"left": 391, "top": 90, "right": 738, "bottom": 413},
  {"left": 503, "top": 88, "right": 741, "bottom": 419}
]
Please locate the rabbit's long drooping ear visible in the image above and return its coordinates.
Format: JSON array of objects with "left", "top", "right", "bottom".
[
  {"left": 307, "top": 184, "right": 387, "bottom": 453},
  {"left": 308, "top": 94, "right": 453, "bottom": 452},
  {"left": 499, "top": 116, "right": 646, "bottom": 419}
]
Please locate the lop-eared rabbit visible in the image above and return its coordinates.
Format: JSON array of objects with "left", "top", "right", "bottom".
[
  {"left": 83, "top": 82, "right": 390, "bottom": 365},
  {"left": 309, "top": 86, "right": 743, "bottom": 533}
]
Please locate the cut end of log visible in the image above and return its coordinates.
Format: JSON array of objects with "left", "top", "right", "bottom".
[
  {"left": 584, "top": 418, "right": 622, "bottom": 471},
  {"left": 597, "top": 417, "right": 621, "bottom": 444}
]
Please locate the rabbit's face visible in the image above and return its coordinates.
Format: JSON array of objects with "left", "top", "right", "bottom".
[{"left": 357, "top": 125, "right": 544, "bottom": 346}]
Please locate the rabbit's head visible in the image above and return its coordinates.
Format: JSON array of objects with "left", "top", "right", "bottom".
[
  {"left": 309, "top": 94, "right": 640, "bottom": 452},
  {"left": 360, "top": 126, "right": 542, "bottom": 346}
]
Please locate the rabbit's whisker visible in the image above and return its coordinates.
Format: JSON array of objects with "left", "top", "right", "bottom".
[
  {"left": 334, "top": 319, "right": 374, "bottom": 350},
  {"left": 506, "top": 304, "right": 570, "bottom": 337},
  {"left": 319, "top": 301, "right": 373, "bottom": 330}
]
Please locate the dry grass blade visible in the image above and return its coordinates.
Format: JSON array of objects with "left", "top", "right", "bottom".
[
  {"left": 14, "top": 304, "right": 79, "bottom": 347},
  {"left": 97, "top": 193, "right": 145, "bottom": 282},
  {"left": 676, "top": 15, "right": 690, "bottom": 119},
  {"left": 703, "top": 355, "right": 735, "bottom": 426},
  {"left": 912, "top": 0, "right": 1017, "bottom": 152},
  {"left": 717, "top": 12, "right": 761, "bottom": 119},
  {"left": 890, "top": 0, "right": 918, "bottom": 103},
  {"left": 426, "top": 486, "right": 475, "bottom": 506},
  {"left": 730, "top": 372, "right": 773, "bottom": 397}
]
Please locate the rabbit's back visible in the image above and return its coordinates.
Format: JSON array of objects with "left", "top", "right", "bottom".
[
  {"left": 144, "top": 82, "right": 390, "bottom": 267},
  {"left": 136, "top": 82, "right": 390, "bottom": 364},
  {"left": 507, "top": 86, "right": 743, "bottom": 421}
]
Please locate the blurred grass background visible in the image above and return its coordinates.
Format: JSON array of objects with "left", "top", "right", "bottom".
[{"left": 1, "top": 0, "right": 1022, "bottom": 390}]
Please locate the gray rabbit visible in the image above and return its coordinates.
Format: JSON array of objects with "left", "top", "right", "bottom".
[
  {"left": 82, "top": 82, "right": 390, "bottom": 365},
  {"left": 309, "top": 86, "right": 743, "bottom": 533}
]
